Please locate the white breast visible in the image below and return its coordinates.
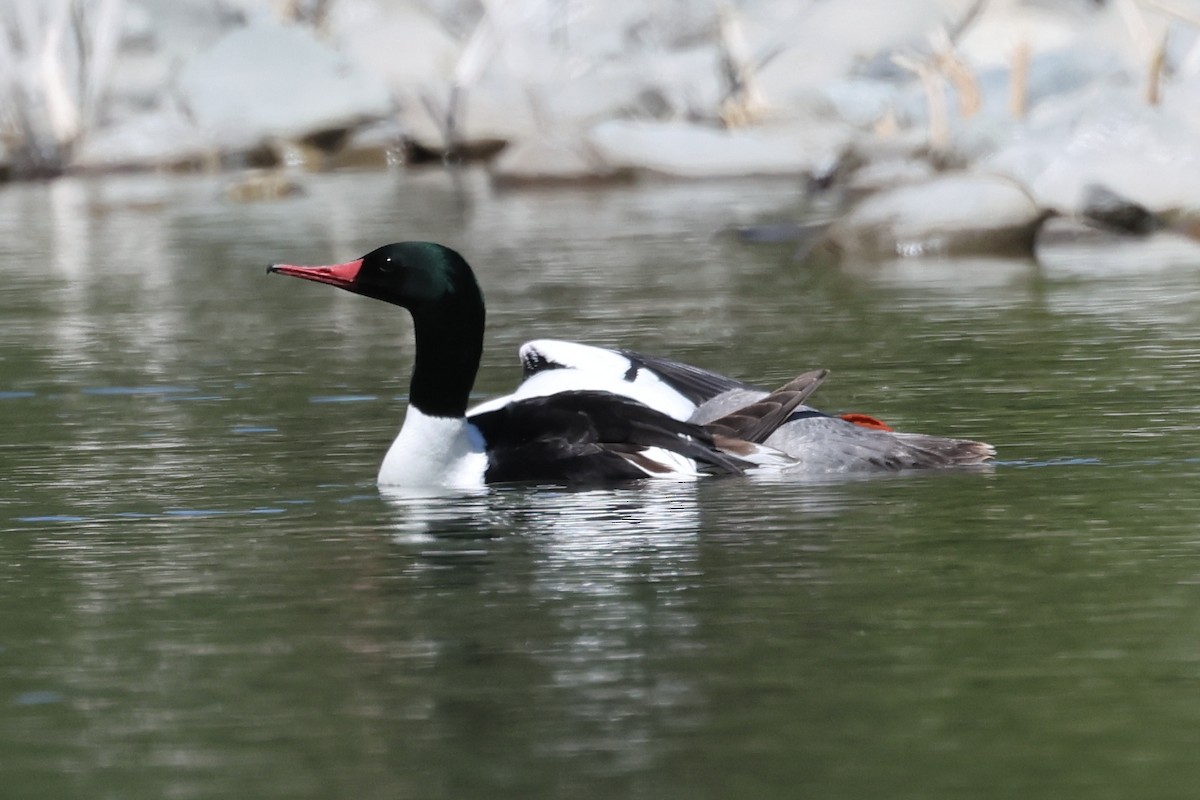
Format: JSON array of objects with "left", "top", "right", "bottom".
[{"left": 378, "top": 407, "right": 488, "bottom": 489}]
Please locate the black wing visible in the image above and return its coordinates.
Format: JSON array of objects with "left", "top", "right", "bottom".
[
  {"left": 470, "top": 391, "right": 752, "bottom": 485},
  {"left": 613, "top": 347, "right": 761, "bottom": 403}
]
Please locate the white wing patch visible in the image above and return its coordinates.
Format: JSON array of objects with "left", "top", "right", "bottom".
[
  {"left": 468, "top": 339, "right": 697, "bottom": 421},
  {"left": 621, "top": 447, "right": 703, "bottom": 480}
]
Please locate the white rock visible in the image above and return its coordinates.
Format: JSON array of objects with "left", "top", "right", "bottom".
[
  {"left": 820, "top": 78, "right": 902, "bottom": 128},
  {"left": 825, "top": 172, "right": 1044, "bottom": 258},
  {"left": 118, "top": 1, "right": 158, "bottom": 50},
  {"left": 1035, "top": 217, "right": 1200, "bottom": 276},
  {"left": 541, "top": 70, "right": 666, "bottom": 127},
  {"left": 133, "top": 0, "right": 248, "bottom": 58},
  {"left": 401, "top": 44, "right": 694, "bottom": 156},
  {"left": 106, "top": 49, "right": 175, "bottom": 117},
  {"left": 587, "top": 119, "right": 853, "bottom": 178},
  {"left": 327, "top": 2, "right": 460, "bottom": 153},
  {"left": 635, "top": 45, "right": 725, "bottom": 120},
  {"left": 1161, "top": 70, "right": 1200, "bottom": 147},
  {"left": 956, "top": 0, "right": 1134, "bottom": 70},
  {"left": 176, "top": 20, "right": 393, "bottom": 152},
  {"left": 983, "top": 91, "right": 1200, "bottom": 214},
  {"left": 401, "top": 75, "right": 539, "bottom": 155},
  {"left": 490, "top": 136, "right": 622, "bottom": 186},
  {"left": 73, "top": 101, "right": 213, "bottom": 170},
  {"left": 748, "top": 0, "right": 978, "bottom": 112},
  {"left": 326, "top": 1, "right": 458, "bottom": 91},
  {"left": 843, "top": 158, "right": 938, "bottom": 202},
  {"left": 896, "top": 46, "right": 1131, "bottom": 138}
]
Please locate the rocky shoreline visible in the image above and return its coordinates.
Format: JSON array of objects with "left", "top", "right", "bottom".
[{"left": 7, "top": 0, "right": 1200, "bottom": 261}]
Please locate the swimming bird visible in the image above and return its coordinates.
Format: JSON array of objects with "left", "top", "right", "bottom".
[{"left": 268, "top": 242, "right": 810, "bottom": 489}]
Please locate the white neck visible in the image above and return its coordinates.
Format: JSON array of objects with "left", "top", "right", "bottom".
[{"left": 378, "top": 406, "right": 488, "bottom": 489}]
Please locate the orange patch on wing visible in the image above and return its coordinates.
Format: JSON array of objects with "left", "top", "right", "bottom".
[{"left": 840, "top": 413, "right": 894, "bottom": 432}]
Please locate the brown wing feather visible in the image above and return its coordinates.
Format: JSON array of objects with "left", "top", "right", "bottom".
[{"left": 704, "top": 369, "right": 829, "bottom": 443}]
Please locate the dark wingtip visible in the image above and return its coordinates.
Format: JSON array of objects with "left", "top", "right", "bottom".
[
  {"left": 266, "top": 264, "right": 278, "bottom": 275},
  {"left": 890, "top": 435, "right": 997, "bottom": 468}
]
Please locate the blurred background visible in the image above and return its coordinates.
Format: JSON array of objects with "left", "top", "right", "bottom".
[{"left": 7, "top": 0, "right": 1200, "bottom": 255}]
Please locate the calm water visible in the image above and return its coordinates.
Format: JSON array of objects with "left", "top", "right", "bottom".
[{"left": 4, "top": 168, "right": 1200, "bottom": 799}]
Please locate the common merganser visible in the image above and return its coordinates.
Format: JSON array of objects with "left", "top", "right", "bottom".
[{"left": 269, "top": 242, "right": 815, "bottom": 490}]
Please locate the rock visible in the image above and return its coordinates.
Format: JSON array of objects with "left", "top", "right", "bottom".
[
  {"left": 956, "top": 0, "right": 1134, "bottom": 70},
  {"left": 1035, "top": 216, "right": 1200, "bottom": 275},
  {"left": 384, "top": 4, "right": 674, "bottom": 158},
  {"left": 104, "top": 1, "right": 173, "bottom": 116},
  {"left": 587, "top": 118, "right": 853, "bottom": 178},
  {"left": 823, "top": 172, "right": 1045, "bottom": 258},
  {"left": 401, "top": 76, "right": 539, "bottom": 160},
  {"left": 175, "top": 20, "right": 393, "bottom": 155},
  {"left": 72, "top": 101, "right": 216, "bottom": 171},
  {"left": 895, "top": 46, "right": 1130, "bottom": 146},
  {"left": 1079, "top": 184, "right": 1160, "bottom": 235},
  {"left": 636, "top": 45, "right": 726, "bottom": 120},
  {"left": 20, "top": 0, "right": 1200, "bottom": 193},
  {"left": 841, "top": 157, "right": 938, "bottom": 204},
  {"left": 325, "top": 119, "right": 407, "bottom": 169},
  {"left": 326, "top": 2, "right": 458, "bottom": 92},
  {"left": 401, "top": 62, "right": 669, "bottom": 161},
  {"left": 224, "top": 170, "right": 304, "bottom": 202},
  {"left": 490, "top": 136, "right": 630, "bottom": 187},
  {"left": 748, "top": 0, "right": 979, "bottom": 113},
  {"left": 106, "top": 48, "right": 174, "bottom": 117},
  {"left": 131, "top": 0, "right": 248, "bottom": 58},
  {"left": 820, "top": 78, "right": 903, "bottom": 128},
  {"left": 982, "top": 94, "right": 1200, "bottom": 215}
]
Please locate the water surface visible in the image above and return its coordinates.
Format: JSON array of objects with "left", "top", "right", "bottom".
[{"left": 3, "top": 169, "right": 1200, "bottom": 799}]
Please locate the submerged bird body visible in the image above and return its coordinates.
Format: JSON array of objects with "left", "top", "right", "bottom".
[{"left": 269, "top": 242, "right": 993, "bottom": 489}]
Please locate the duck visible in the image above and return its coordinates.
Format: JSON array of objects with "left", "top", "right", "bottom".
[
  {"left": 269, "top": 242, "right": 994, "bottom": 489},
  {"left": 269, "top": 242, "right": 822, "bottom": 490}
]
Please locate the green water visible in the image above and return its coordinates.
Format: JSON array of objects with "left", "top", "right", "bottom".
[{"left": 3, "top": 169, "right": 1200, "bottom": 799}]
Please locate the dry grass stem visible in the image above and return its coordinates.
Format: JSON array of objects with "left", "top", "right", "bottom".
[
  {"left": 894, "top": 53, "right": 950, "bottom": 151},
  {"left": 1009, "top": 39, "right": 1030, "bottom": 120},
  {"left": 1146, "top": 29, "right": 1168, "bottom": 105}
]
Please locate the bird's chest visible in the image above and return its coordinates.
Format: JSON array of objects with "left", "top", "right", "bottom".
[{"left": 378, "top": 408, "right": 487, "bottom": 489}]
